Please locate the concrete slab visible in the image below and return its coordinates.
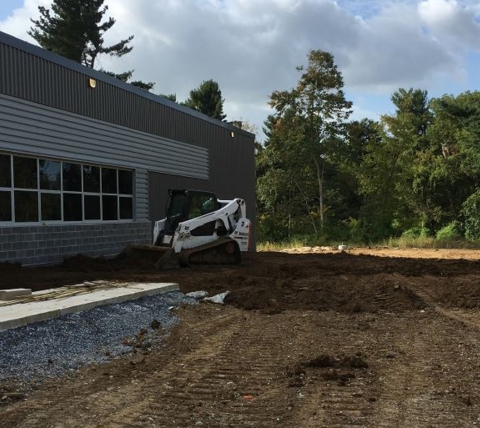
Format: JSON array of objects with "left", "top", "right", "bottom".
[
  {"left": 0, "top": 288, "right": 32, "bottom": 300},
  {"left": 0, "top": 282, "right": 179, "bottom": 331}
]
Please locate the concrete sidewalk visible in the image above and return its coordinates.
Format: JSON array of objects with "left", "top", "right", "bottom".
[{"left": 0, "top": 282, "right": 179, "bottom": 331}]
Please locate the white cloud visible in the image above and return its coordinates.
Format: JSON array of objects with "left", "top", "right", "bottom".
[
  {"left": 418, "top": 0, "right": 480, "bottom": 49},
  {"left": 343, "top": 2, "right": 458, "bottom": 90},
  {"left": 1, "top": 0, "right": 480, "bottom": 138},
  {"left": 0, "top": 0, "right": 48, "bottom": 41}
]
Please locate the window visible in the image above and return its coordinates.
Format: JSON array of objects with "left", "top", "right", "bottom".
[
  {"left": 84, "top": 195, "right": 101, "bottom": 220},
  {"left": 119, "top": 170, "right": 133, "bottom": 194},
  {"left": 0, "top": 154, "right": 11, "bottom": 187},
  {"left": 0, "top": 153, "right": 134, "bottom": 224},
  {"left": 14, "top": 191, "right": 38, "bottom": 222},
  {"left": 120, "top": 197, "right": 133, "bottom": 219},
  {"left": 0, "top": 154, "right": 12, "bottom": 221},
  {"left": 39, "top": 159, "right": 62, "bottom": 221},
  {"left": 102, "top": 168, "right": 117, "bottom": 194},
  {"left": 64, "top": 193, "right": 82, "bottom": 221},
  {"left": 63, "top": 163, "right": 82, "bottom": 192},
  {"left": 83, "top": 165, "right": 100, "bottom": 193},
  {"left": 14, "top": 157, "right": 37, "bottom": 189},
  {"left": 41, "top": 193, "right": 61, "bottom": 221},
  {"left": 102, "top": 195, "right": 118, "bottom": 220},
  {"left": 40, "top": 159, "right": 61, "bottom": 190},
  {"left": 0, "top": 191, "right": 12, "bottom": 221}
]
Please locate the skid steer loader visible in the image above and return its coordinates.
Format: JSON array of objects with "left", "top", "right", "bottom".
[{"left": 130, "top": 189, "right": 251, "bottom": 268}]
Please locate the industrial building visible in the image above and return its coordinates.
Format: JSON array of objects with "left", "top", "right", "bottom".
[{"left": 0, "top": 31, "right": 255, "bottom": 266}]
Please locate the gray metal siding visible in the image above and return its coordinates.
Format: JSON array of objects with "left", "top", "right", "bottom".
[
  {"left": 136, "top": 169, "right": 149, "bottom": 221},
  {"left": 0, "top": 93, "right": 209, "bottom": 179}
]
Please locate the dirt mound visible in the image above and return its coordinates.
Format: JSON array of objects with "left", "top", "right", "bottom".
[
  {"left": 60, "top": 253, "right": 157, "bottom": 272},
  {"left": 287, "top": 353, "right": 370, "bottom": 388},
  {"left": 224, "top": 272, "right": 427, "bottom": 313}
]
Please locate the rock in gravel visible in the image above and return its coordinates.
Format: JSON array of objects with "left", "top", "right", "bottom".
[
  {"left": 203, "top": 291, "right": 230, "bottom": 305},
  {"left": 186, "top": 291, "right": 209, "bottom": 299},
  {"left": 151, "top": 319, "right": 161, "bottom": 329}
]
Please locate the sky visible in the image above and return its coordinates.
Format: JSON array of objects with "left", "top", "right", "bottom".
[{"left": 1, "top": 0, "right": 480, "bottom": 141}]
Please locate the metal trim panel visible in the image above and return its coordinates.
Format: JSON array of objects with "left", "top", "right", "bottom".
[{"left": 0, "top": 93, "right": 209, "bottom": 179}]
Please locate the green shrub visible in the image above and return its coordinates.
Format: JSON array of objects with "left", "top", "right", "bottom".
[
  {"left": 256, "top": 215, "right": 289, "bottom": 242},
  {"left": 401, "top": 227, "right": 430, "bottom": 239},
  {"left": 462, "top": 191, "right": 480, "bottom": 241},
  {"left": 436, "top": 222, "right": 462, "bottom": 241}
]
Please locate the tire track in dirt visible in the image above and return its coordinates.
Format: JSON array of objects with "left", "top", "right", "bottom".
[
  {"left": 405, "top": 279, "right": 480, "bottom": 330},
  {"left": 115, "top": 307, "right": 292, "bottom": 428},
  {"left": 280, "top": 311, "right": 380, "bottom": 428},
  {"left": 296, "top": 374, "right": 376, "bottom": 427},
  {"left": 4, "top": 308, "right": 245, "bottom": 428},
  {"left": 371, "top": 313, "right": 480, "bottom": 428}
]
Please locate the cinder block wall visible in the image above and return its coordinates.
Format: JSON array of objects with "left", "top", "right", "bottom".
[{"left": 0, "top": 223, "right": 151, "bottom": 266}]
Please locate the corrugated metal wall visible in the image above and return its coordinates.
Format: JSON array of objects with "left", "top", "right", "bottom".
[
  {"left": 148, "top": 130, "right": 256, "bottom": 249},
  {"left": 0, "top": 33, "right": 254, "bottom": 146}
]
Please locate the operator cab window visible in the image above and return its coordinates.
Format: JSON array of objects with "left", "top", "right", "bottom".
[{"left": 188, "top": 195, "right": 217, "bottom": 219}]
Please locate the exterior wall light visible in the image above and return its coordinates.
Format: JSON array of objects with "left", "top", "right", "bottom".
[
  {"left": 89, "top": 78, "right": 97, "bottom": 89},
  {"left": 230, "top": 131, "right": 235, "bottom": 138}
]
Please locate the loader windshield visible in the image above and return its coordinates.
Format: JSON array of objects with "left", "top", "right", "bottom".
[
  {"left": 165, "top": 193, "right": 188, "bottom": 233},
  {"left": 165, "top": 190, "right": 219, "bottom": 233}
]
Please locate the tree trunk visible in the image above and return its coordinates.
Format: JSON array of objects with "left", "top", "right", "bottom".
[
  {"left": 294, "top": 181, "right": 318, "bottom": 236},
  {"left": 288, "top": 188, "right": 292, "bottom": 238},
  {"left": 313, "top": 156, "right": 325, "bottom": 232}
]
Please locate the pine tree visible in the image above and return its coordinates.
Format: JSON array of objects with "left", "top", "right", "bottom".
[
  {"left": 183, "top": 80, "right": 226, "bottom": 121},
  {"left": 29, "top": 0, "right": 154, "bottom": 91}
]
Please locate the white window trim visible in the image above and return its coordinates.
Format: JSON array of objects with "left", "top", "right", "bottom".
[{"left": 0, "top": 153, "right": 135, "bottom": 226}]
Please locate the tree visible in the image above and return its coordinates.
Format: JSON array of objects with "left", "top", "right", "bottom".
[
  {"left": 355, "top": 88, "right": 439, "bottom": 238},
  {"left": 268, "top": 50, "right": 352, "bottom": 233},
  {"left": 333, "top": 119, "right": 382, "bottom": 235},
  {"left": 29, "top": 0, "right": 154, "bottom": 91},
  {"left": 429, "top": 92, "right": 480, "bottom": 230},
  {"left": 102, "top": 71, "right": 154, "bottom": 91},
  {"left": 183, "top": 80, "right": 226, "bottom": 120},
  {"left": 256, "top": 114, "right": 305, "bottom": 239},
  {"left": 158, "top": 93, "right": 178, "bottom": 102}
]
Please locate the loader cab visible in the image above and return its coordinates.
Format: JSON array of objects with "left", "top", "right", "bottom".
[{"left": 164, "top": 189, "right": 219, "bottom": 234}]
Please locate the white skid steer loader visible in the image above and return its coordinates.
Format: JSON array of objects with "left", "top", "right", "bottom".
[{"left": 130, "top": 189, "right": 251, "bottom": 268}]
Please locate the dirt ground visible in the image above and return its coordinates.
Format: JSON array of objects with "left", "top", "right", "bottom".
[{"left": 3, "top": 247, "right": 480, "bottom": 427}]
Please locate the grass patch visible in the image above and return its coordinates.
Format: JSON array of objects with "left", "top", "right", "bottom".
[
  {"left": 381, "top": 236, "right": 480, "bottom": 249},
  {"left": 257, "top": 236, "right": 480, "bottom": 251},
  {"left": 257, "top": 240, "right": 303, "bottom": 252}
]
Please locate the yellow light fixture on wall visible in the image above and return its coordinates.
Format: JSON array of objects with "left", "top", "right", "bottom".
[
  {"left": 88, "top": 78, "right": 97, "bottom": 89},
  {"left": 230, "top": 131, "right": 235, "bottom": 138}
]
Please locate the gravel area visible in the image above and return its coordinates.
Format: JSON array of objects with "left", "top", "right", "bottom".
[{"left": 0, "top": 291, "right": 196, "bottom": 385}]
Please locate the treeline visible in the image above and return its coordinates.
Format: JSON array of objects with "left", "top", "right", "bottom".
[{"left": 256, "top": 50, "right": 480, "bottom": 245}]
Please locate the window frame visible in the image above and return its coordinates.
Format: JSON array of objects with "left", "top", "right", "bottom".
[{"left": 0, "top": 153, "right": 135, "bottom": 226}]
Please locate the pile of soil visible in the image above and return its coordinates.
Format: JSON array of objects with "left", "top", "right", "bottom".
[{"left": 3, "top": 250, "right": 480, "bottom": 313}]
